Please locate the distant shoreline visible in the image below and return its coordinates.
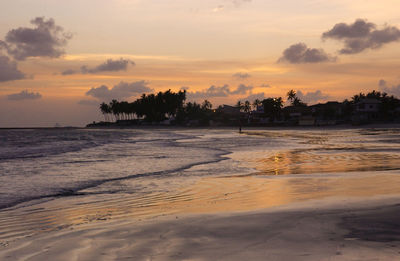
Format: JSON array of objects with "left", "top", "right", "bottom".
[
  {"left": 2, "top": 123, "right": 400, "bottom": 130},
  {"left": 0, "top": 127, "right": 83, "bottom": 130}
]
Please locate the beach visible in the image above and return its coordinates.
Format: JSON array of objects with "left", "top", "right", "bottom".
[
  {"left": 1, "top": 128, "right": 400, "bottom": 260},
  {"left": 1, "top": 196, "right": 399, "bottom": 260}
]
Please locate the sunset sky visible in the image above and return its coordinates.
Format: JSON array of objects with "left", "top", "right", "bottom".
[{"left": 1, "top": 0, "right": 400, "bottom": 127}]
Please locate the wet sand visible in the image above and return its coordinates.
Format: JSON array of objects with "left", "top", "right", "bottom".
[
  {"left": 1, "top": 171, "right": 400, "bottom": 260},
  {"left": 0, "top": 196, "right": 399, "bottom": 261}
]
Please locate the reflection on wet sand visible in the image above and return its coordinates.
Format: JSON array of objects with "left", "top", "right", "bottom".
[
  {"left": 254, "top": 149, "right": 400, "bottom": 175},
  {"left": 239, "top": 129, "right": 400, "bottom": 175}
]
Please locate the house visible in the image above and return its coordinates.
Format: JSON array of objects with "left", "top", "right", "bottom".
[
  {"left": 215, "top": 105, "right": 241, "bottom": 125},
  {"left": 249, "top": 105, "right": 270, "bottom": 124},
  {"left": 299, "top": 115, "right": 315, "bottom": 126},
  {"left": 283, "top": 106, "right": 312, "bottom": 125},
  {"left": 352, "top": 98, "right": 381, "bottom": 124},
  {"left": 355, "top": 98, "right": 381, "bottom": 113},
  {"left": 310, "top": 101, "right": 344, "bottom": 125},
  {"left": 216, "top": 105, "right": 240, "bottom": 116}
]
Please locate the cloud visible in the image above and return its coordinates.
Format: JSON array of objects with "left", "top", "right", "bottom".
[
  {"left": 296, "top": 90, "right": 329, "bottom": 104},
  {"left": 62, "top": 58, "right": 135, "bottom": 75},
  {"left": 278, "top": 43, "right": 335, "bottom": 64},
  {"left": 189, "top": 84, "right": 231, "bottom": 98},
  {"left": 77, "top": 99, "right": 100, "bottom": 106},
  {"left": 240, "top": 92, "right": 266, "bottom": 102},
  {"left": 322, "top": 19, "right": 400, "bottom": 54},
  {"left": 188, "top": 84, "right": 254, "bottom": 99},
  {"left": 61, "top": 69, "right": 76, "bottom": 75},
  {"left": 232, "top": 72, "right": 251, "bottom": 79},
  {"left": 212, "top": 5, "right": 224, "bottom": 12},
  {"left": 0, "top": 55, "right": 25, "bottom": 82},
  {"left": 378, "top": 79, "right": 400, "bottom": 97},
  {"left": 82, "top": 58, "right": 135, "bottom": 73},
  {"left": 213, "top": 0, "right": 251, "bottom": 12},
  {"left": 230, "top": 84, "right": 253, "bottom": 94},
  {"left": 259, "top": 83, "right": 271, "bottom": 88},
  {"left": 231, "top": 0, "right": 252, "bottom": 6},
  {"left": 0, "top": 17, "right": 72, "bottom": 60},
  {"left": 378, "top": 79, "right": 387, "bottom": 88},
  {"left": 7, "top": 90, "right": 42, "bottom": 101},
  {"left": 85, "top": 80, "right": 152, "bottom": 100}
]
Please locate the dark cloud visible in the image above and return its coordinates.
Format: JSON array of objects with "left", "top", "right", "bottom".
[
  {"left": 278, "top": 43, "right": 335, "bottom": 64},
  {"left": 378, "top": 79, "right": 400, "bottom": 97},
  {"left": 82, "top": 58, "right": 135, "bottom": 73},
  {"left": 0, "top": 55, "right": 25, "bottom": 82},
  {"left": 232, "top": 72, "right": 251, "bottom": 79},
  {"left": 296, "top": 90, "right": 329, "bottom": 104},
  {"left": 0, "top": 17, "right": 72, "bottom": 60},
  {"left": 61, "top": 69, "right": 76, "bottom": 75},
  {"left": 259, "top": 83, "right": 271, "bottom": 88},
  {"left": 322, "top": 19, "right": 400, "bottom": 54},
  {"left": 188, "top": 84, "right": 254, "bottom": 99},
  {"left": 322, "top": 19, "right": 375, "bottom": 39},
  {"left": 7, "top": 90, "right": 42, "bottom": 101},
  {"left": 62, "top": 58, "right": 135, "bottom": 75},
  {"left": 85, "top": 80, "right": 152, "bottom": 100}
]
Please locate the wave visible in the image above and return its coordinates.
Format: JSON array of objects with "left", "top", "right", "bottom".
[{"left": 0, "top": 150, "right": 230, "bottom": 210}]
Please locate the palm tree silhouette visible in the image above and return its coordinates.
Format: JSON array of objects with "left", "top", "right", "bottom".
[
  {"left": 100, "top": 102, "right": 110, "bottom": 122},
  {"left": 262, "top": 97, "right": 283, "bottom": 122},
  {"left": 244, "top": 100, "right": 251, "bottom": 113},
  {"left": 286, "top": 89, "right": 306, "bottom": 106},
  {"left": 253, "top": 99, "right": 262, "bottom": 110}
]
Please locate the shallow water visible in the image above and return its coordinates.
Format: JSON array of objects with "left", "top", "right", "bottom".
[{"left": 1, "top": 127, "right": 400, "bottom": 245}]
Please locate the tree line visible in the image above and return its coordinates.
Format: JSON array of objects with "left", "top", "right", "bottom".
[
  {"left": 99, "top": 89, "right": 214, "bottom": 123},
  {"left": 98, "top": 89, "right": 400, "bottom": 124}
]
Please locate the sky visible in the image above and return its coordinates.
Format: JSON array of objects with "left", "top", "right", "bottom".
[{"left": 1, "top": 0, "right": 400, "bottom": 127}]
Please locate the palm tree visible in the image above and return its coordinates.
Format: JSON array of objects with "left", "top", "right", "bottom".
[
  {"left": 97, "top": 90, "right": 189, "bottom": 124},
  {"left": 244, "top": 100, "right": 251, "bottom": 113},
  {"left": 201, "top": 100, "right": 212, "bottom": 110},
  {"left": 262, "top": 97, "right": 283, "bottom": 122},
  {"left": 110, "top": 99, "right": 120, "bottom": 121},
  {"left": 287, "top": 89, "right": 297, "bottom": 104},
  {"left": 253, "top": 99, "right": 262, "bottom": 110},
  {"left": 100, "top": 102, "right": 110, "bottom": 122},
  {"left": 287, "top": 89, "right": 306, "bottom": 106},
  {"left": 236, "top": 101, "right": 244, "bottom": 112},
  {"left": 351, "top": 93, "right": 365, "bottom": 103}
]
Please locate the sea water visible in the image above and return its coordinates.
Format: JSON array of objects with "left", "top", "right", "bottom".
[
  {"left": 0, "top": 128, "right": 283, "bottom": 209},
  {"left": 2, "top": 127, "right": 400, "bottom": 209}
]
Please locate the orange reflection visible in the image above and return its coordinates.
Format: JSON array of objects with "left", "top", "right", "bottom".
[
  {"left": 251, "top": 149, "right": 400, "bottom": 176},
  {"left": 2, "top": 172, "right": 400, "bottom": 244}
]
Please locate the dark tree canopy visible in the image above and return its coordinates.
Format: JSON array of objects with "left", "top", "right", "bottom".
[{"left": 99, "top": 90, "right": 187, "bottom": 122}]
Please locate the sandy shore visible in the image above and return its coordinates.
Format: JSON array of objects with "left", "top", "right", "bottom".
[{"left": 1, "top": 196, "right": 399, "bottom": 261}]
